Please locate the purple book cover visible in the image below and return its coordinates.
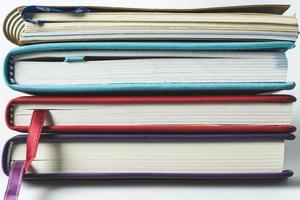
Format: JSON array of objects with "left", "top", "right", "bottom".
[{"left": 2, "top": 133, "right": 295, "bottom": 180}]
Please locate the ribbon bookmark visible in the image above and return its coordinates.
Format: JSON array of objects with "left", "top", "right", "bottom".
[
  {"left": 4, "top": 161, "right": 25, "bottom": 200},
  {"left": 4, "top": 110, "right": 48, "bottom": 200},
  {"left": 25, "top": 110, "right": 48, "bottom": 172}
]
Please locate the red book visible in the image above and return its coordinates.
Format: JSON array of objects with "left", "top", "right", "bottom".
[{"left": 6, "top": 95, "right": 296, "bottom": 134}]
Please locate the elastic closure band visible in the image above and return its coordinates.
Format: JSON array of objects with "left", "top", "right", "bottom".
[
  {"left": 4, "top": 161, "right": 25, "bottom": 200},
  {"left": 25, "top": 110, "right": 48, "bottom": 172}
]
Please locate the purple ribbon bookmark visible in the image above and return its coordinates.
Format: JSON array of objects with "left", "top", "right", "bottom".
[
  {"left": 4, "top": 110, "right": 48, "bottom": 200},
  {"left": 4, "top": 161, "right": 25, "bottom": 200}
]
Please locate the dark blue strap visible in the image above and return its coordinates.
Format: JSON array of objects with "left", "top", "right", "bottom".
[{"left": 21, "top": 5, "right": 91, "bottom": 25}]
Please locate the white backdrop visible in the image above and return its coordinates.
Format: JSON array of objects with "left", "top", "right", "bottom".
[{"left": 0, "top": 1, "right": 300, "bottom": 200}]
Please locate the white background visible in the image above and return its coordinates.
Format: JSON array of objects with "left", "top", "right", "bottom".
[{"left": 0, "top": 1, "right": 300, "bottom": 200}]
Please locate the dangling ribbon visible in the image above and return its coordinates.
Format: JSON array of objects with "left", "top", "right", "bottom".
[
  {"left": 4, "top": 110, "right": 48, "bottom": 200},
  {"left": 25, "top": 110, "right": 48, "bottom": 171},
  {"left": 4, "top": 161, "right": 25, "bottom": 200}
]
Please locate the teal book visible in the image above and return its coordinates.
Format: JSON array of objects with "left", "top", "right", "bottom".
[{"left": 4, "top": 41, "right": 295, "bottom": 94}]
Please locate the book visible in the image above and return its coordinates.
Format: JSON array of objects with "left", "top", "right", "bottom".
[
  {"left": 6, "top": 95, "right": 296, "bottom": 134},
  {"left": 4, "top": 5, "right": 298, "bottom": 45},
  {"left": 4, "top": 41, "right": 296, "bottom": 94},
  {"left": 2, "top": 133, "right": 295, "bottom": 178}
]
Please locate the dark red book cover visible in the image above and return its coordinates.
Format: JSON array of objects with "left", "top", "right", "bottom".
[{"left": 6, "top": 95, "right": 296, "bottom": 134}]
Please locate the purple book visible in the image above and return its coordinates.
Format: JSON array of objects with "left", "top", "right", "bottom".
[
  {"left": 2, "top": 133, "right": 295, "bottom": 200},
  {"left": 3, "top": 133, "right": 295, "bottom": 180}
]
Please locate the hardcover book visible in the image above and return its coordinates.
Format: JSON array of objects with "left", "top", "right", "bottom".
[
  {"left": 2, "top": 133, "right": 295, "bottom": 179},
  {"left": 2, "top": 3, "right": 299, "bottom": 200},
  {"left": 6, "top": 95, "right": 296, "bottom": 134},
  {"left": 4, "top": 41, "right": 296, "bottom": 94}
]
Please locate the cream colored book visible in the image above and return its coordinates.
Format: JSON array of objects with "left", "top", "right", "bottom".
[{"left": 4, "top": 4, "right": 298, "bottom": 45}]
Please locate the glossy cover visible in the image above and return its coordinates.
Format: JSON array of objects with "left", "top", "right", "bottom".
[
  {"left": 6, "top": 95, "right": 297, "bottom": 134},
  {"left": 3, "top": 41, "right": 296, "bottom": 94},
  {"left": 2, "top": 133, "right": 295, "bottom": 179}
]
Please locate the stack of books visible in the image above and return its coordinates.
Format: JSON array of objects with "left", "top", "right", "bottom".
[{"left": 2, "top": 4, "right": 298, "bottom": 200}]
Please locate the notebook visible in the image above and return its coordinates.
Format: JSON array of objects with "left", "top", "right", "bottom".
[
  {"left": 6, "top": 95, "right": 296, "bottom": 134},
  {"left": 2, "top": 133, "right": 295, "bottom": 178},
  {"left": 3, "top": 5, "right": 298, "bottom": 45},
  {"left": 3, "top": 133, "right": 295, "bottom": 200},
  {"left": 4, "top": 41, "right": 296, "bottom": 94}
]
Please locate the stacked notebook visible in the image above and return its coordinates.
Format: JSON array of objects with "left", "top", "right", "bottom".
[
  {"left": 4, "top": 5, "right": 298, "bottom": 44},
  {"left": 2, "top": 4, "right": 299, "bottom": 200}
]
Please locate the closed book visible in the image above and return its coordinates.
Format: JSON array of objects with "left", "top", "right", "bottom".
[
  {"left": 4, "top": 41, "right": 295, "bottom": 94},
  {"left": 4, "top": 5, "right": 298, "bottom": 45},
  {"left": 2, "top": 133, "right": 295, "bottom": 179},
  {"left": 6, "top": 95, "right": 296, "bottom": 134}
]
